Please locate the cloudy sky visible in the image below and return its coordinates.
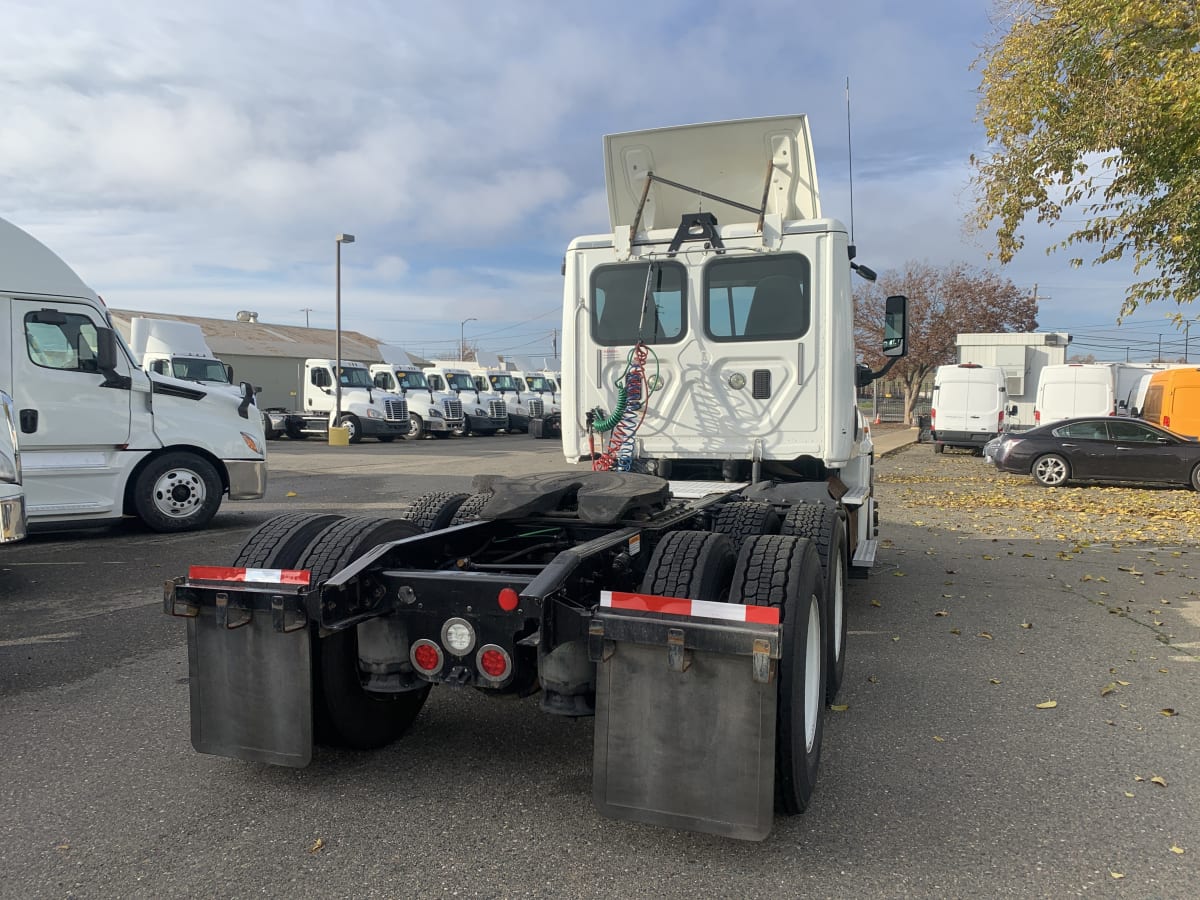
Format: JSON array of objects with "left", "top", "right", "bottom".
[{"left": 1, "top": 0, "right": 1193, "bottom": 363}]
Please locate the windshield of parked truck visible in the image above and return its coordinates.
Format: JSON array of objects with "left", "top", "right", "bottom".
[
  {"left": 489, "top": 374, "right": 519, "bottom": 391},
  {"left": 172, "top": 358, "right": 230, "bottom": 383},
  {"left": 395, "top": 370, "right": 430, "bottom": 390},
  {"left": 338, "top": 367, "right": 374, "bottom": 388},
  {"left": 592, "top": 261, "right": 685, "bottom": 345},
  {"left": 444, "top": 372, "right": 475, "bottom": 391},
  {"left": 524, "top": 375, "right": 552, "bottom": 392}
]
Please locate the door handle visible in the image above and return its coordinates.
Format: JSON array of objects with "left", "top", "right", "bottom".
[{"left": 18, "top": 409, "right": 37, "bottom": 433}]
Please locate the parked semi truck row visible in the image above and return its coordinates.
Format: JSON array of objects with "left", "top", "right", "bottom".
[{"left": 166, "top": 115, "right": 908, "bottom": 839}]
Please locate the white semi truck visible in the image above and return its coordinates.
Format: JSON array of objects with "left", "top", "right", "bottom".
[
  {"left": 166, "top": 115, "right": 907, "bottom": 839},
  {"left": 1, "top": 216, "right": 267, "bottom": 532},
  {"left": 507, "top": 356, "right": 562, "bottom": 439},
  {"left": 369, "top": 346, "right": 464, "bottom": 439},
  {"left": 261, "top": 359, "right": 409, "bottom": 443},
  {"left": 0, "top": 390, "right": 26, "bottom": 543},
  {"left": 131, "top": 317, "right": 237, "bottom": 389},
  {"left": 468, "top": 351, "right": 539, "bottom": 433},
  {"left": 424, "top": 361, "right": 509, "bottom": 435}
]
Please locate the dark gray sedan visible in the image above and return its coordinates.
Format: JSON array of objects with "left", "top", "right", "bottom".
[{"left": 992, "top": 417, "right": 1200, "bottom": 489}]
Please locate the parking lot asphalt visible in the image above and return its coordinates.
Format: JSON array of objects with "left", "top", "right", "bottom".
[{"left": 0, "top": 434, "right": 1196, "bottom": 898}]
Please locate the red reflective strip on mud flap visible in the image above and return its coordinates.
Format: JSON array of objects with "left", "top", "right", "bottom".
[
  {"left": 599, "top": 590, "right": 780, "bottom": 625},
  {"left": 188, "top": 566, "right": 312, "bottom": 585}
]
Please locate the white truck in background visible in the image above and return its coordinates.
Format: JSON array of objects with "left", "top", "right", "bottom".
[
  {"left": 929, "top": 363, "right": 1008, "bottom": 454},
  {"left": 131, "top": 317, "right": 238, "bottom": 391},
  {"left": 424, "top": 361, "right": 509, "bottom": 435},
  {"left": 507, "top": 355, "right": 562, "bottom": 439},
  {"left": 0, "top": 390, "right": 26, "bottom": 543},
  {"left": 1, "top": 216, "right": 266, "bottom": 533},
  {"left": 368, "top": 346, "right": 464, "bottom": 439},
  {"left": 469, "top": 351, "right": 538, "bottom": 433},
  {"left": 261, "top": 358, "right": 409, "bottom": 444},
  {"left": 1033, "top": 363, "right": 1116, "bottom": 427},
  {"left": 166, "top": 115, "right": 908, "bottom": 840}
]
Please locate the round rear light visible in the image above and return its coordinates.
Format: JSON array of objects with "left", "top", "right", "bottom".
[
  {"left": 441, "top": 617, "right": 476, "bottom": 655},
  {"left": 498, "top": 587, "right": 519, "bottom": 611},
  {"left": 411, "top": 639, "right": 443, "bottom": 674},
  {"left": 476, "top": 644, "right": 512, "bottom": 682}
]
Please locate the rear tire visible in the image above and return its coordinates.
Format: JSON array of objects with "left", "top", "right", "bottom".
[
  {"left": 781, "top": 504, "right": 848, "bottom": 703},
  {"left": 1190, "top": 462, "right": 1200, "bottom": 492},
  {"left": 730, "top": 535, "right": 825, "bottom": 814},
  {"left": 404, "top": 491, "right": 471, "bottom": 532},
  {"left": 640, "top": 531, "right": 737, "bottom": 603},
  {"left": 1032, "top": 453, "right": 1070, "bottom": 487},
  {"left": 261, "top": 412, "right": 280, "bottom": 440},
  {"left": 709, "top": 501, "right": 781, "bottom": 549},
  {"left": 449, "top": 491, "right": 494, "bottom": 525},
  {"left": 231, "top": 513, "right": 346, "bottom": 568},
  {"left": 295, "top": 517, "right": 429, "bottom": 750}
]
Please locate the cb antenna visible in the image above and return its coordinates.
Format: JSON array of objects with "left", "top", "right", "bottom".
[{"left": 845, "top": 75, "right": 856, "bottom": 245}]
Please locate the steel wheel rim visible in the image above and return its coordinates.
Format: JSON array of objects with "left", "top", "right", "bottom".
[
  {"left": 152, "top": 468, "right": 206, "bottom": 518},
  {"left": 804, "top": 593, "right": 821, "bottom": 752}
]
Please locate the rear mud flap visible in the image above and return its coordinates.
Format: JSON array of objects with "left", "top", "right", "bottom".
[
  {"left": 187, "top": 609, "right": 313, "bottom": 767},
  {"left": 590, "top": 610, "right": 779, "bottom": 840}
]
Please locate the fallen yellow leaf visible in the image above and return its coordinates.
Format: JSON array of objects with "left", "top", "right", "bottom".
[
  {"left": 1159, "top": 668, "right": 1170, "bottom": 674},
  {"left": 830, "top": 704, "right": 849, "bottom": 712},
  {"left": 891, "top": 635, "right": 900, "bottom": 642},
  {"left": 1123, "top": 791, "right": 1135, "bottom": 798},
  {"left": 934, "top": 610, "right": 949, "bottom": 617},
  {"left": 870, "top": 599, "right": 882, "bottom": 608},
  {"left": 892, "top": 571, "right": 906, "bottom": 577},
  {"left": 989, "top": 678, "right": 1002, "bottom": 685},
  {"left": 1151, "top": 776, "right": 1167, "bottom": 788},
  {"left": 932, "top": 735, "right": 945, "bottom": 742},
  {"left": 309, "top": 837, "right": 325, "bottom": 853},
  {"left": 1117, "top": 680, "right": 1131, "bottom": 686},
  {"left": 1035, "top": 700, "right": 1058, "bottom": 709},
  {"left": 950, "top": 628, "right": 961, "bottom": 635},
  {"left": 286, "top": 491, "right": 298, "bottom": 497},
  {"left": 1020, "top": 622, "right": 1033, "bottom": 629},
  {"left": 977, "top": 631, "right": 993, "bottom": 640},
  {"left": 1134, "top": 775, "right": 1146, "bottom": 782},
  {"left": 1110, "top": 872, "right": 1125, "bottom": 880},
  {"left": 1100, "top": 683, "right": 1117, "bottom": 697},
  {"left": 1170, "top": 845, "right": 1185, "bottom": 855},
  {"left": 1160, "top": 709, "right": 1177, "bottom": 717}
]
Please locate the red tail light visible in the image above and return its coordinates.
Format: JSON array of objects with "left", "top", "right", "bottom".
[
  {"left": 930, "top": 408, "right": 936, "bottom": 422},
  {"left": 411, "top": 639, "right": 443, "bottom": 675},
  {"left": 1034, "top": 410, "right": 1041, "bottom": 424},
  {"left": 497, "top": 587, "right": 519, "bottom": 611},
  {"left": 476, "top": 644, "right": 512, "bottom": 682},
  {"left": 1164, "top": 414, "right": 1171, "bottom": 427}
]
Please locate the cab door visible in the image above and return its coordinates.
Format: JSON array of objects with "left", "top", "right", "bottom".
[{"left": 9, "top": 298, "right": 134, "bottom": 519}]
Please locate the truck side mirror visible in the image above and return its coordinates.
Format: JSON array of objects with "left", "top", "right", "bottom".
[
  {"left": 882, "top": 295, "right": 907, "bottom": 358},
  {"left": 225, "top": 364, "right": 235, "bottom": 383},
  {"left": 1008, "top": 405, "right": 1017, "bottom": 416}
]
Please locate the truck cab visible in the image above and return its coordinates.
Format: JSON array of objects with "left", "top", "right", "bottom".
[
  {"left": 289, "top": 359, "right": 408, "bottom": 443},
  {"left": 1, "top": 216, "right": 266, "bottom": 532},
  {"left": 424, "top": 362, "right": 508, "bottom": 435},
  {"left": 469, "top": 364, "right": 536, "bottom": 433}
]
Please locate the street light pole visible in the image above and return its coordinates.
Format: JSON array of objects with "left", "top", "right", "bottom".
[
  {"left": 460, "top": 317, "right": 477, "bottom": 361},
  {"left": 335, "top": 233, "right": 356, "bottom": 428}
]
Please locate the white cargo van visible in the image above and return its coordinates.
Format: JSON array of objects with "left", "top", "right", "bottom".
[
  {"left": 1, "top": 216, "right": 267, "bottom": 532},
  {"left": 1034, "top": 363, "right": 1116, "bottom": 427},
  {"left": 930, "top": 363, "right": 1008, "bottom": 453}
]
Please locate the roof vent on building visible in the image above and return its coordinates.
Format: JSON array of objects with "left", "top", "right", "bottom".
[{"left": 235, "top": 310, "right": 260, "bottom": 323}]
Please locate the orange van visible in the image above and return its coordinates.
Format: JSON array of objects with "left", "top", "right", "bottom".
[{"left": 1140, "top": 367, "right": 1200, "bottom": 438}]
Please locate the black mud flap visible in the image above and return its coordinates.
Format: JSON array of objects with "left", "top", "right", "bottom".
[
  {"left": 590, "top": 609, "right": 780, "bottom": 840},
  {"left": 187, "top": 609, "right": 313, "bottom": 767}
]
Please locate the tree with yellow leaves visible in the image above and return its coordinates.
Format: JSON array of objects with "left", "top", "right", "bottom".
[{"left": 972, "top": 0, "right": 1200, "bottom": 320}]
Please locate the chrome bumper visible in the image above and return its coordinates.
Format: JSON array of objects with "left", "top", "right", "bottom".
[
  {"left": 226, "top": 460, "right": 268, "bottom": 500},
  {"left": 0, "top": 493, "right": 27, "bottom": 543}
]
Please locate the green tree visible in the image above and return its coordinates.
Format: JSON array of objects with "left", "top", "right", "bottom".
[
  {"left": 855, "top": 262, "right": 1038, "bottom": 423},
  {"left": 972, "top": 0, "right": 1200, "bottom": 320}
]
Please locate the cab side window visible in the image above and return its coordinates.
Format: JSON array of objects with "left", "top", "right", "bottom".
[
  {"left": 311, "top": 368, "right": 331, "bottom": 388},
  {"left": 25, "top": 312, "right": 101, "bottom": 372},
  {"left": 428, "top": 375, "right": 444, "bottom": 391}
]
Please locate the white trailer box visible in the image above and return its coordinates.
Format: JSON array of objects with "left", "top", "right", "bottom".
[
  {"left": 1034, "top": 363, "right": 1116, "bottom": 427},
  {"left": 930, "top": 363, "right": 1008, "bottom": 452},
  {"left": 0, "top": 217, "right": 266, "bottom": 532}
]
